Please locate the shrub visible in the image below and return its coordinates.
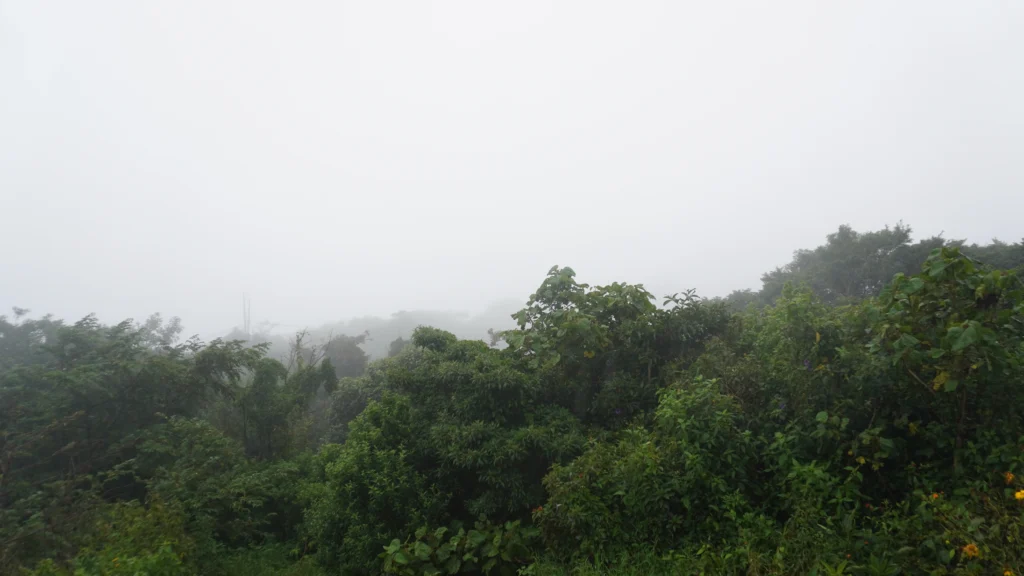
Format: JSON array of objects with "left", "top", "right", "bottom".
[
  {"left": 537, "top": 377, "right": 758, "bottom": 560},
  {"left": 380, "top": 518, "right": 538, "bottom": 576}
]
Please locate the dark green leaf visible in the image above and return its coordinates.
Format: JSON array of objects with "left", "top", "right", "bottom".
[
  {"left": 952, "top": 322, "right": 979, "bottom": 352},
  {"left": 467, "top": 529, "right": 487, "bottom": 548}
]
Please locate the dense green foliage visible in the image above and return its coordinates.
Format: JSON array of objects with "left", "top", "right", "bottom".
[
  {"left": 3, "top": 224, "right": 1024, "bottom": 575},
  {"left": 724, "top": 223, "right": 1024, "bottom": 310}
]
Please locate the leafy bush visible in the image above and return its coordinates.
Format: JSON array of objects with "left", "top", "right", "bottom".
[
  {"left": 537, "top": 377, "right": 758, "bottom": 560},
  {"left": 302, "top": 394, "right": 449, "bottom": 574},
  {"left": 380, "top": 519, "right": 538, "bottom": 576},
  {"left": 23, "top": 500, "right": 192, "bottom": 576},
  {"left": 128, "top": 416, "right": 304, "bottom": 550}
]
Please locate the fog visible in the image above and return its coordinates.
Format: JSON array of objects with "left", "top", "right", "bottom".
[{"left": 2, "top": 1, "right": 1021, "bottom": 341}]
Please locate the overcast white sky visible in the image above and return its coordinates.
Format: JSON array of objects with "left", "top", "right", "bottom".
[{"left": 1, "top": 1, "right": 1021, "bottom": 337}]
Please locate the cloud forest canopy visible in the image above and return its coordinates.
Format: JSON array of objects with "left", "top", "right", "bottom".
[{"left": 2, "top": 223, "right": 1024, "bottom": 576}]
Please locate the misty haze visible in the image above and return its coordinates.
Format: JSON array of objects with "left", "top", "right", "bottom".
[{"left": 2, "top": 2, "right": 1022, "bottom": 575}]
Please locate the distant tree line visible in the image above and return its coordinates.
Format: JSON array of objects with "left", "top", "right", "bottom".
[{"left": 721, "top": 223, "right": 1024, "bottom": 309}]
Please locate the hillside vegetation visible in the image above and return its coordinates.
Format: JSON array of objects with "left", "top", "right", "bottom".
[{"left": 3, "top": 225, "right": 1024, "bottom": 575}]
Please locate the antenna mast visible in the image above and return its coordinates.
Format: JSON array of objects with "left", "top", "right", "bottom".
[{"left": 242, "top": 293, "right": 251, "bottom": 341}]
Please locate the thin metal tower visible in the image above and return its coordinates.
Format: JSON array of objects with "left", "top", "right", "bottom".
[{"left": 242, "top": 293, "right": 251, "bottom": 341}]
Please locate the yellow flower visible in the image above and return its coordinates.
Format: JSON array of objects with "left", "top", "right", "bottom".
[
  {"left": 1005, "top": 471, "right": 1015, "bottom": 484},
  {"left": 1004, "top": 570, "right": 1013, "bottom": 576},
  {"left": 962, "top": 543, "right": 980, "bottom": 558},
  {"left": 583, "top": 350, "right": 595, "bottom": 359},
  {"left": 1015, "top": 489, "right": 1024, "bottom": 501},
  {"left": 856, "top": 456, "right": 866, "bottom": 465}
]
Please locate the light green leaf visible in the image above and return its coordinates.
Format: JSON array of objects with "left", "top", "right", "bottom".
[
  {"left": 435, "top": 545, "right": 451, "bottom": 562},
  {"left": 414, "top": 541, "right": 432, "bottom": 561}
]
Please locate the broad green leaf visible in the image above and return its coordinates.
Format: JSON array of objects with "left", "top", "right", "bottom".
[
  {"left": 467, "top": 529, "right": 487, "bottom": 548},
  {"left": 897, "top": 334, "right": 919, "bottom": 349},
  {"left": 951, "top": 322, "right": 979, "bottom": 351},
  {"left": 928, "top": 259, "right": 952, "bottom": 278},
  {"left": 816, "top": 411, "right": 829, "bottom": 423},
  {"left": 414, "top": 541, "right": 433, "bottom": 561},
  {"left": 435, "top": 544, "right": 451, "bottom": 562},
  {"left": 905, "top": 277, "right": 925, "bottom": 293}
]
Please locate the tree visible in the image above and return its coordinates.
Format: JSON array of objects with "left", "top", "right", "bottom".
[
  {"left": 0, "top": 315, "right": 265, "bottom": 571},
  {"left": 0, "top": 308, "right": 63, "bottom": 370},
  {"left": 387, "top": 336, "right": 409, "bottom": 358},
  {"left": 746, "top": 223, "right": 947, "bottom": 306},
  {"left": 321, "top": 332, "right": 369, "bottom": 379}
]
